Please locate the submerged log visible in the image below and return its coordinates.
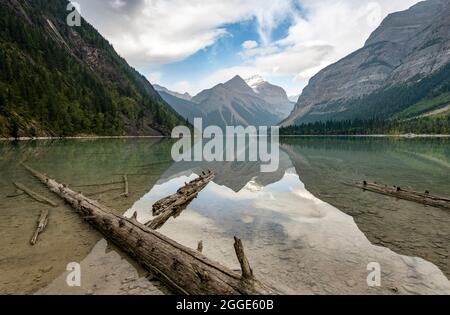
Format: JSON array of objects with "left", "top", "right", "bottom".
[
  {"left": 13, "top": 182, "right": 57, "bottom": 207},
  {"left": 6, "top": 189, "right": 24, "bottom": 198},
  {"left": 30, "top": 209, "right": 49, "bottom": 245},
  {"left": 86, "top": 187, "right": 122, "bottom": 197},
  {"left": 352, "top": 181, "right": 450, "bottom": 210},
  {"left": 21, "top": 163, "right": 276, "bottom": 295},
  {"left": 72, "top": 180, "right": 123, "bottom": 188}
]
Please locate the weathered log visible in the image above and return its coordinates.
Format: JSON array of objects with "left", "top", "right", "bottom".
[
  {"left": 234, "top": 237, "right": 253, "bottom": 280},
  {"left": 146, "top": 198, "right": 190, "bottom": 230},
  {"left": 352, "top": 181, "right": 450, "bottom": 210},
  {"left": 21, "top": 163, "right": 277, "bottom": 295},
  {"left": 30, "top": 209, "right": 49, "bottom": 245},
  {"left": 152, "top": 172, "right": 215, "bottom": 216},
  {"left": 72, "top": 180, "right": 123, "bottom": 188},
  {"left": 86, "top": 187, "right": 122, "bottom": 197},
  {"left": 145, "top": 173, "right": 215, "bottom": 230},
  {"left": 133, "top": 160, "right": 173, "bottom": 169},
  {"left": 197, "top": 241, "right": 203, "bottom": 253},
  {"left": 13, "top": 182, "right": 57, "bottom": 207}
]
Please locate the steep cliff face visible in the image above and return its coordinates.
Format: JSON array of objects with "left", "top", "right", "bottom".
[
  {"left": 0, "top": 0, "right": 184, "bottom": 137},
  {"left": 283, "top": 0, "right": 450, "bottom": 126}
]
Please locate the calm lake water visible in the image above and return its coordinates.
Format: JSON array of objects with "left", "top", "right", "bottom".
[{"left": 0, "top": 137, "right": 449, "bottom": 294}]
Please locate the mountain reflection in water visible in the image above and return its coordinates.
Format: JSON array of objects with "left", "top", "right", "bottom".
[
  {"left": 126, "top": 149, "right": 450, "bottom": 294},
  {"left": 3, "top": 138, "right": 447, "bottom": 295}
]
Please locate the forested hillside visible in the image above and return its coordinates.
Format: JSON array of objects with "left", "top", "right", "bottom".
[
  {"left": 280, "top": 63, "right": 450, "bottom": 135},
  {"left": 0, "top": 0, "right": 184, "bottom": 137}
]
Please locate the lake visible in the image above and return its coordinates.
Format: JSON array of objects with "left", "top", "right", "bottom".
[{"left": 0, "top": 137, "right": 449, "bottom": 294}]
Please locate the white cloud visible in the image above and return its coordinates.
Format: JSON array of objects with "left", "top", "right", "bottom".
[
  {"left": 76, "top": 0, "right": 422, "bottom": 95},
  {"left": 243, "top": 0, "right": 420, "bottom": 85},
  {"left": 200, "top": 66, "right": 261, "bottom": 89},
  {"left": 76, "top": 0, "right": 295, "bottom": 66},
  {"left": 170, "top": 81, "right": 194, "bottom": 95},
  {"left": 242, "top": 40, "right": 259, "bottom": 50}
]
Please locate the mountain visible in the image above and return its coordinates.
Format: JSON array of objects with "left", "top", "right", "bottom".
[
  {"left": 282, "top": 0, "right": 450, "bottom": 127},
  {"left": 0, "top": 0, "right": 184, "bottom": 137},
  {"left": 156, "top": 90, "right": 203, "bottom": 124},
  {"left": 153, "top": 85, "right": 192, "bottom": 101},
  {"left": 245, "top": 75, "right": 295, "bottom": 118},
  {"left": 191, "top": 75, "right": 281, "bottom": 127},
  {"left": 288, "top": 94, "right": 300, "bottom": 103},
  {"left": 155, "top": 75, "right": 295, "bottom": 127}
]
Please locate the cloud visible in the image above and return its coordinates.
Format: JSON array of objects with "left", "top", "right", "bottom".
[
  {"left": 200, "top": 66, "right": 261, "bottom": 88},
  {"left": 76, "top": 0, "right": 422, "bottom": 95},
  {"left": 171, "top": 81, "right": 194, "bottom": 95},
  {"left": 242, "top": 40, "right": 259, "bottom": 50},
  {"left": 110, "top": 0, "right": 126, "bottom": 10},
  {"left": 76, "top": 0, "right": 293, "bottom": 65},
  {"left": 236, "top": 0, "right": 421, "bottom": 94}
]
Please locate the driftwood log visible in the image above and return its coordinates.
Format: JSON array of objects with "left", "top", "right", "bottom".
[
  {"left": 197, "top": 241, "right": 203, "bottom": 253},
  {"left": 152, "top": 171, "right": 215, "bottom": 216},
  {"left": 352, "top": 181, "right": 450, "bottom": 210},
  {"left": 30, "top": 209, "right": 49, "bottom": 245},
  {"left": 13, "top": 182, "right": 57, "bottom": 207},
  {"left": 146, "top": 172, "right": 215, "bottom": 230},
  {"left": 21, "top": 163, "right": 277, "bottom": 295}
]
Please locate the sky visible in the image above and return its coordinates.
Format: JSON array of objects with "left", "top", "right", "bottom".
[{"left": 74, "top": 0, "right": 421, "bottom": 96}]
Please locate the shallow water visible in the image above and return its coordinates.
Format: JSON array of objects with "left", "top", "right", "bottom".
[
  {"left": 0, "top": 137, "right": 449, "bottom": 294},
  {"left": 281, "top": 137, "right": 450, "bottom": 279}
]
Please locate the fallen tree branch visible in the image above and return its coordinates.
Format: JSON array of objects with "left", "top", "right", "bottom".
[
  {"left": 146, "top": 172, "right": 214, "bottom": 229},
  {"left": 133, "top": 160, "right": 173, "bottom": 169},
  {"left": 72, "top": 180, "right": 123, "bottom": 188},
  {"left": 152, "top": 172, "right": 215, "bottom": 216},
  {"left": 21, "top": 163, "right": 277, "bottom": 295},
  {"left": 351, "top": 181, "right": 450, "bottom": 210},
  {"left": 86, "top": 187, "right": 122, "bottom": 197},
  {"left": 234, "top": 237, "right": 253, "bottom": 280},
  {"left": 146, "top": 172, "right": 215, "bottom": 230},
  {"left": 30, "top": 209, "right": 49, "bottom": 245},
  {"left": 13, "top": 182, "right": 57, "bottom": 207}
]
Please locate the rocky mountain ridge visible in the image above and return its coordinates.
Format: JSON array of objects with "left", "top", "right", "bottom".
[{"left": 282, "top": 0, "right": 450, "bottom": 126}]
